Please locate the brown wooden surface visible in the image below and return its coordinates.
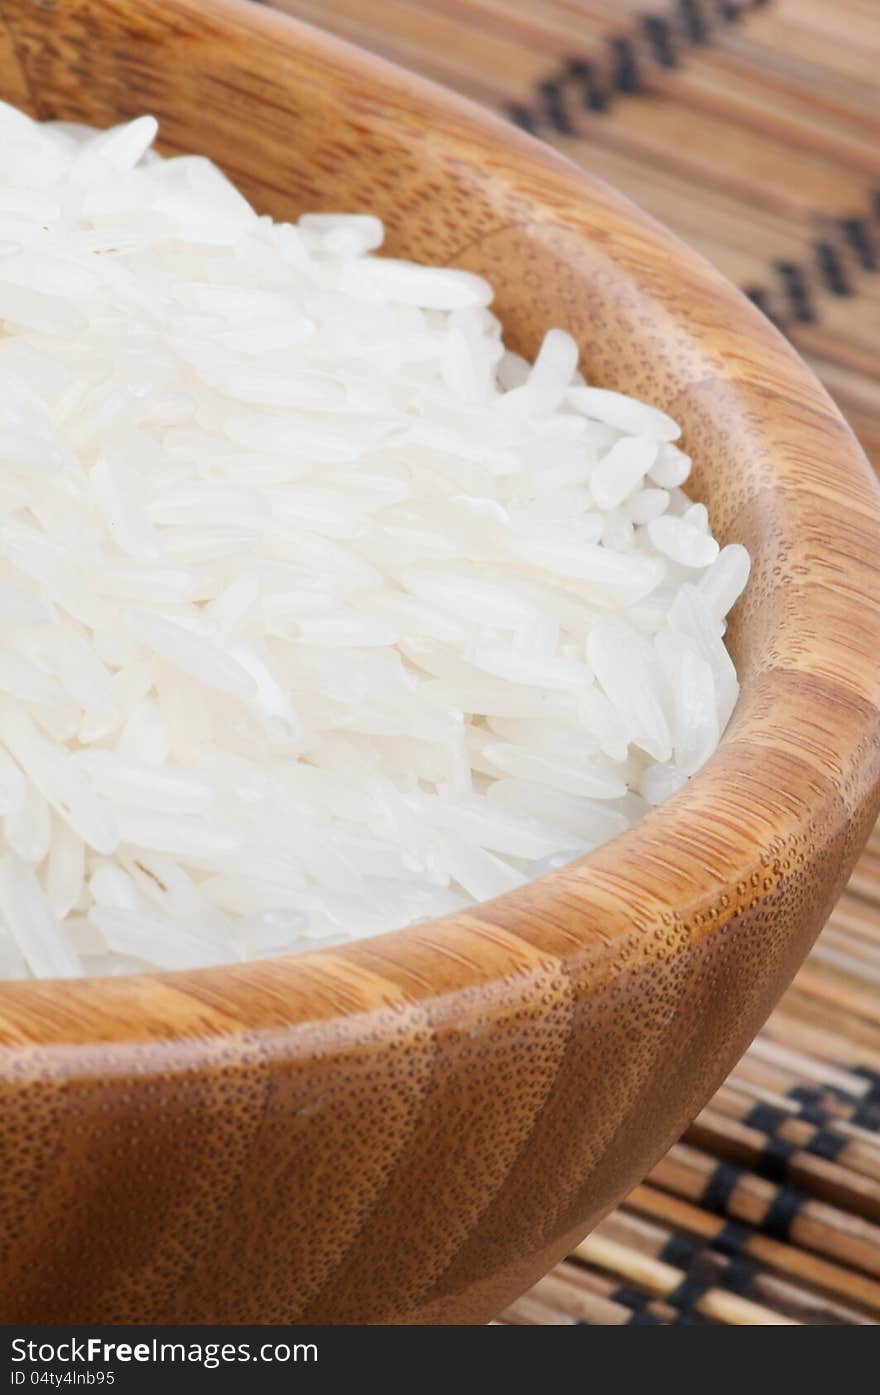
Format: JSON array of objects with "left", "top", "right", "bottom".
[{"left": 0, "top": 0, "right": 879, "bottom": 1325}]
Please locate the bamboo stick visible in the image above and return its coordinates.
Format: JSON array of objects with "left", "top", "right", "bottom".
[
  {"left": 685, "top": 1106, "right": 880, "bottom": 1219},
  {"left": 708, "top": 1081, "right": 880, "bottom": 1158},
  {"left": 650, "top": 1142, "right": 880, "bottom": 1277},
  {"left": 628, "top": 1185, "right": 880, "bottom": 1313},
  {"left": 572, "top": 1233, "right": 799, "bottom": 1324},
  {"left": 594, "top": 1207, "right": 874, "bottom": 1324}
]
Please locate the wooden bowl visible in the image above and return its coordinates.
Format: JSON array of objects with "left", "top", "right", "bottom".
[{"left": 1, "top": 0, "right": 880, "bottom": 1327}]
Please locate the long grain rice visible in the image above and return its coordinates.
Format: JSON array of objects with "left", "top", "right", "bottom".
[{"left": 0, "top": 107, "right": 750, "bottom": 978}]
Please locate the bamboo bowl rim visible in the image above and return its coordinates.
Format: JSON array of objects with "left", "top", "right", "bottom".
[{"left": 1, "top": 0, "right": 880, "bottom": 1057}]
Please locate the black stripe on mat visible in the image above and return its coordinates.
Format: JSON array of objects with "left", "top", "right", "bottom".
[
  {"left": 677, "top": 0, "right": 710, "bottom": 43},
  {"left": 763, "top": 1185, "right": 807, "bottom": 1242},
  {"left": 787, "top": 1084, "right": 824, "bottom": 1107},
  {"left": 841, "top": 217, "right": 877, "bottom": 271},
  {"left": 608, "top": 37, "right": 642, "bottom": 94},
  {"left": 668, "top": 1272, "right": 712, "bottom": 1310},
  {"left": 775, "top": 262, "right": 815, "bottom": 322},
  {"left": 613, "top": 1284, "right": 655, "bottom": 1313},
  {"left": 715, "top": 1220, "right": 752, "bottom": 1256},
  {"left": 808, "top": 1129, "right": 848, "bottom": 1163},
  {"left": 788, "top": 1080, "right": 880, "bottom": 1133},
  {"left": 722, "top": 1255, "right": 757, "bottom": 1294},
  {"left": 507, "top": 104, "right": 537, "bottom": 133},
  {"left": 702, "top": 1159, "right": 742, "bottom": 1214},
  {"left": 661, "top": 1235, "right": 758, "bottom": 1300},
  {"left": 815, "top": 241, "right": 851, "bottom": 296},
  {"left": 852, "top": 1099, "right": 880, "bottom": 1130},
  {"left": 746, "top": 1101, "right": 849, "bottom": 1167},
  {"left": 760, "top": 1135, "right": 797, "bottom": 1183},
  {"left": 746, "top": 1102, "right": 788, "bottom": 1134},
  {"left": 565, "top": 59, "right": 608, "bottom": 112},
  {"left": 642, "top": 15, "right": 678, "bottom": 68},
  {"left": 852, "top": 1066, "right": 880, "bottom": 1104},
  {"left": 536, "top": 81, "right": 574, "bottom": 135},
  {"left": 661, "top": 1233, "right": 702, "bottom": 1269},
  {"left": 516, "top": 0, "right": 780, "bottom": 133},
  {"left": 702, "top": 1158, "right": 807, "bottom": 1241},
  {"left": 796, "top": 1102, "right": 829, "bottom": 1128}
]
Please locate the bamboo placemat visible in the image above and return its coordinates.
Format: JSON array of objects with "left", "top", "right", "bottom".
[{"left": 263, "top": 0, "right": 880, "bottom": 1325}]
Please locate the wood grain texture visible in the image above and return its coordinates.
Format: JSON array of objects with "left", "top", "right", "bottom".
[{"left": 0, "top": 0, "right": 879, "bottom": 1326}]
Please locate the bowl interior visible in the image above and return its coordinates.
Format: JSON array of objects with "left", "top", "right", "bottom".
[{"left": 0, "top": 0, "right": 876, "bottom": 1021}]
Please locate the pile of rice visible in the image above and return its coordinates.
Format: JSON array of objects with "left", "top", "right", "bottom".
[{"left": 0, "top": 106, "right": 749, "bottom": 979}]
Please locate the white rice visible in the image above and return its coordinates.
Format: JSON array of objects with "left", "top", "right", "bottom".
[{"left": 0, "top": 106, "right": 750, "bottom": 979}]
